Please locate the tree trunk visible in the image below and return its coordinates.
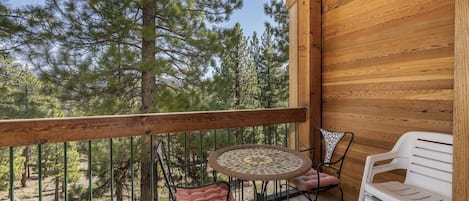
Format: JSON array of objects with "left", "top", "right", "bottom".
[
  {"left": 21, "top": 146, "right": 30, "bottom": 187},
  {"left": 116, "top": 181, "right": 123, "bottom": 201},
  {"left": 140, "top": 0, "right": 157, "bottom": 200},
  {"left": 54, "top": 176, "right": 59, "bottom": 201}
]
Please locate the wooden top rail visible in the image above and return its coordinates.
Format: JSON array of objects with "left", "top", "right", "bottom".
[{"left": 0, "top": 107, "right": 306, "bottom": 147}]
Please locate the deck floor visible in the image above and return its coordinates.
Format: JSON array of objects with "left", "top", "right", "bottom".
[{"left": 284, "top": 194, "right": 336, "bottom": 201}]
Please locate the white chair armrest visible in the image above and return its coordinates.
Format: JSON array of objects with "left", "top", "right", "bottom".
[
  {"left": 363, "top": 152, "right": 403, "bottom": 183},
  {"left": 359, "top": 151, "right": 401, "bottom": 201}
]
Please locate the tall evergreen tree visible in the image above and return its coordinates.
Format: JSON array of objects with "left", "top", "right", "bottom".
[
  {"left": 212, "top": 23, "right": 258, "bottom": 110},
  {"left": 254, "top": 24, "right": 287, "bottom": 109},
  {"left": 0, "top": 58, "right": 62, "bottom": 119},
  {"left": 210, "top": 23, "right": 261, "bottom": 143},
  {"left": 0, "top": 58, "right": 81, "bottom": 200},
  {"left": 39, "top": 142, "right": 81, "bottom": 201},
  {"left": 264, "top": 0, "right": 289, "bottom": 62},
  {"left": 251, "top": 23, "right": 288, "bottom": 144},
  {"left": 13, "top": 0, "right": 241, "bottom": 199}
]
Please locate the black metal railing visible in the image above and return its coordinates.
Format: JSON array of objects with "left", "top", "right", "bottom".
[{"left": 0, "top": 108, "right": 306, "bottom": 201}]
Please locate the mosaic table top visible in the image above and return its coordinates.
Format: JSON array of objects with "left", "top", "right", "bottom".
[{"left": 208, "top": 144, "right": 312, "bottom": 181}]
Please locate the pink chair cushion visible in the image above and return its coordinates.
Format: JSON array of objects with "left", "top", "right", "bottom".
[
  {"left": 175, "top": 182, "right": 234, "bottom": 201},
  {"left": 289, "top": 168, "right": 340, "bottom": 191}
]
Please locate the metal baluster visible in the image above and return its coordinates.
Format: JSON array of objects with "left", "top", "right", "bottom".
[
  {"left": 166, "top": 133, "right": 171, "bottom": 199},
  {"left": 213, "top": 130, "right": 217, "bottom": 181},
  {"left": 199, "top": 131, "right": 203, "bottom": 185},
  {"left": 110, "top": 139, "right": 114, "bottom": 201},
  {"left": 184, "top": 132, "right": 188, "bottom": 185},
  {"left": 64, "top": 142, "right": 68, "bottom": 201},
  {"left": 150, "top": 135, "right": 154, "bottom": 201},
  {"left": 88, "top": 141, "right": 92, "bottom": 201},
  {"left": 38, "top": 144, "right": 43, "bottom": 201},
  {"left": 130, "top": 137, "right": 134, "bottom": 201},
  {"left": 9, "top": 147, "right": 14, "bottom": 201},
  {"left": 228, "top": 128, "right": 231, "bottom": 145}
]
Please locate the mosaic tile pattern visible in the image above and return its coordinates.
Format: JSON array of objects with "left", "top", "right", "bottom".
[{"left": 216, "top": 147, "right": 304, "bottom": 176}]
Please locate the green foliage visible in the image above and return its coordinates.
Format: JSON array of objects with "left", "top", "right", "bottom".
[
  {"left": 0, "top": 0, "right": 292, "bottom": 199},
  {"left": 211, "top": 23, "right": 260, "bottom": 110},
  {"left": 264, "top": 0, "right": 289, "bottom": 62},
  {"left": 253, "top": 24, "right": 288, "bottom": 109},
  {"left": 19, "top": 0, "right": 242, "bottom": 115},
  {"left": 0, "top": 57, "right": 80, "bottom": 196},
  {"left": 87, "top": 138, "right": 135, "bottom": 199},
  {"left": 0, "top": 1, "right": 25, "bottom": 56},
  {"left": 0, "top": 58, "right": 63, "bottom": 119},
  {"left": 39, "top": 143, "right": 81, "bottom": 182}
]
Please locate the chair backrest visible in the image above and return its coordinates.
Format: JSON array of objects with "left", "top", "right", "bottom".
[
  {"left": 318, "top": 128, "right": 354, "bottom": 177},
  {"left": 393, "top": 131, "right": 453, "bottom": 198},
  {"left": 156, "top": 140, "right": 234, "bottom": 201},
  {"left": 156, "top": 141, "right": 177, "bottom": 201}
]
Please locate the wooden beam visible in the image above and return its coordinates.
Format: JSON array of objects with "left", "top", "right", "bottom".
[
  {"left": 0, "top": 108, "right": 306, "bottom": 147},
  {"left": 286, "top": 0, "right": 297, "bottom": 9},
  {"left": 453, "top": 0, "right": 469, "bottom": 200},
  {"left": 288, "top": 0, "right": 299, "bottom": 149},
  {"left": 287, "top": 0, "right": 322, "bottom": 153},
  {"left": 310, "top": 0, "right": 322, "bottom": 164},
  {"left": 297, "top": 0, "right": 312, "bottom": 151}
]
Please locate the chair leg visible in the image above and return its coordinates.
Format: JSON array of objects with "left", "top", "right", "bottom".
[
  {"left": 314, "top": 189, "right": 319, "bottom": 201},
  {"left": 300, "top": 190, "right": 313, "bottom": 201},
  {"left": 339, "top": 186, "right": 344, "bottom": 201}
]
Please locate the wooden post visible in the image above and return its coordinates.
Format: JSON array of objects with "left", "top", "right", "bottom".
[
  {"left": 287, "top": 0, "right": 301, "bottom": 149},
  {"left": 453, "top": 0, "right": 469, "bottom": 200},
  {"left": 287, "top": 0, "right": 321, "bottom": 159}
]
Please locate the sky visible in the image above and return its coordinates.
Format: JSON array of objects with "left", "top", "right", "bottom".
[
  {"left": 222, "top": 0, "right": 272, "bottom": 36},
  {"left": 7, "top": 0, "right": 272, "bottom": 37}
]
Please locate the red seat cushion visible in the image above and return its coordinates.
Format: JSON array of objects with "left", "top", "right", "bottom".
[
  {"left": 289, "top": 168, "right": 340, "bottom": 191},
  {"left": 175, "top": 182, "right": 234, "bottom": 201}
]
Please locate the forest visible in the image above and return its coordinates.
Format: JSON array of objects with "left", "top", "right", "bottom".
[{"left": 0, "top": 0, "right": 289, "bottom": 200}]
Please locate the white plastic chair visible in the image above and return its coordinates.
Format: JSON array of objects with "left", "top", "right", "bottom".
[{"left": 359, "top": 131, "right": 453, "bottom": 201}]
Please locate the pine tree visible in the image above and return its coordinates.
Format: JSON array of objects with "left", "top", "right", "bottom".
[
  {"left": 254, "top": 24, "right": 287, "bottom": 109},
  {"left": 0, "top": 147, "right": 25, "bottom": 192},
  {"left": 0, "top": 2, "right": 25, "bottom": 56},
  {"left": 251, "top": 24, "right": 289, "bottom": 145},
  {"left": 39, "top": 142, "right": 81, "bottom": 201},
  {"left": 12, "top": 0, "right": 241, "bottom": 199},
  {"left": 264, "top": 0, "right": 289, "bottom": 62},
  {"left": 0, "top": 58, "right": 81, "bottom": 199},
  {"left": 212, "top": 23, "right": 259, "bottom": 110}
]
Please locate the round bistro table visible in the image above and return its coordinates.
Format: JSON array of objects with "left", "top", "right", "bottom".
[{"left": 208, "top": 144, "right": 312, "bottom": 200}]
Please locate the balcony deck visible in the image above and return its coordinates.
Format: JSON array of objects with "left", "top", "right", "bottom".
[{"left": 0, "top": 108, "right": 310, "bottom": 201}]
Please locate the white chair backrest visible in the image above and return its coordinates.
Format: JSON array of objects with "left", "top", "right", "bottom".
[{"left": 397, "top": 131, "right": 453, "bottom": 198}]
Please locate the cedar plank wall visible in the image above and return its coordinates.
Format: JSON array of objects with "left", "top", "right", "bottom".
[{"left": 320, "top": 0, "right": 455, "bottom": 200}]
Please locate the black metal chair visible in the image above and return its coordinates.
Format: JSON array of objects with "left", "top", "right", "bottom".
[
  {"left": 156, "top": 141, "right": 234, "bottom": 201},
  {"left": 289, "top": 128, "right": 354, "bottom": 201}
]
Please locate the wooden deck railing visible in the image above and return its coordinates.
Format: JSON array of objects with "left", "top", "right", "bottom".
[
  {"left": 0, "top": 107, "right": 307, "bottom": 147},
  {"left": 0, "top": 107, "right": 307, "bottom": 201}
]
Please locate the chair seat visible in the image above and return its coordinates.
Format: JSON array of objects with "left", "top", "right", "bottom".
[
  {"left": 289, "top": 168, "right": 340, "bottom": 191},
  {"left": 364, "top": 181, "right": 450, "bottom": 201},
  {"left": 175, "top": 182, "right": 234, "bottom": 201}
]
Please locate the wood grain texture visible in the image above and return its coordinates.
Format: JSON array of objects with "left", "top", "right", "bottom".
[
  {"left": 321, "top": 0, "right": 455, "bottom": 200},
  {"left": 453, "top": 0, "right": 469, "bottom": 200},
  {"left": 310, "top": 0, "right": 323, "bottom": 164},
  {"left": 295, "top": 0, "right": 313, "bottom": 152},
  {"left": 288, "top": 2, "right": 299, "bottom": 148},
  {"left": 0, "top": 108, "right": 306, "bottom": 147}
]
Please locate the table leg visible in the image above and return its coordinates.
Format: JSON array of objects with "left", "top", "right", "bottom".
[{"left": 253, "top": 181, "right": 269, "bottom": 201}]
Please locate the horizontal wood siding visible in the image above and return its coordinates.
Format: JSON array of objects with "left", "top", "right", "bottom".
[
  {"left": 321, "top": 0, "right": 455, "bottom": 200},
  {"left": 0, "top": 108, "right": 306, "bottom": 147}
]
